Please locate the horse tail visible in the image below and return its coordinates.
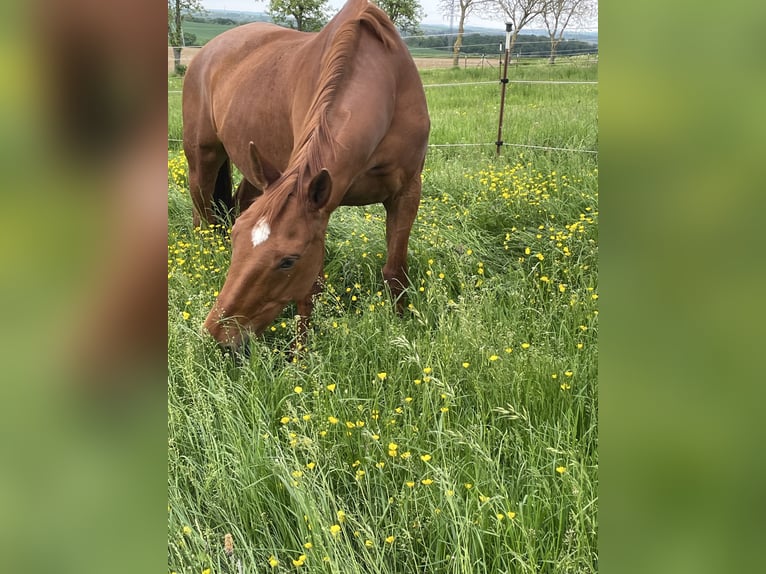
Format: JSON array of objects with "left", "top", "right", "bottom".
[{"left": 212, "top": 158, "right": 234, "bottom": 221}]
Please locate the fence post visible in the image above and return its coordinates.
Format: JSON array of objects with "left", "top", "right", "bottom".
[
  {"left": 498, "top": 43, "right": 503, "bottom": 80},
  {"left": 495, "top": 22, "right": 513, "bottom": 156}
]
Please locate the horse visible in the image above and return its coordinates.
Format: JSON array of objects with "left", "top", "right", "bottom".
[{"left": 182, "top": 0, "right": 430, "bottom": 351}]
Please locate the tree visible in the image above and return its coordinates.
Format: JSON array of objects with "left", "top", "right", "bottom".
[
  {"left": 438, "top": 0, "right": 493, "bottom": 67},
  {"left": 168, "top": 0, "right": 205, "bottom": 72},
  {"left": 374, "top": 0, "right": 424, "bottom": 35},
  {"left": 541, "top": 0, "right": 596, "bottom": 64},
  {"left": 267, "top": 0, "right": 331, "bottom": 32},
  {"left": 489, "top": 0, "right": 546, "bottom": 57}
]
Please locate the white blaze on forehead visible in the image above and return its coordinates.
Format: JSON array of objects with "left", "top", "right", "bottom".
[{"left": 250, "top": 218, "right": 271, "bottom": 248}]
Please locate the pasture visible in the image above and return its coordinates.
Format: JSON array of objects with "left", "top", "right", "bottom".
[{"left": 168, "top": 60, "right": 598, "bottom": 573}]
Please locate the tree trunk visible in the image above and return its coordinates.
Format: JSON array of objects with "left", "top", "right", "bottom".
[
  {"left": 549, "top": 34, "right": 558, "bottom": 65},
  {"left": 173, "top": 46, "right": 183, "bottom": 70},
  {"left": 452, "top": 12, "right": 466, "bottom": 68},
  {"left": 508, "top": 31, "right": 519, "bottom": 62},
  {"left": 172, "top": 0, "right": 183, "bottom": 72},
  {"left": 174, "top": 0, "right": 182, "bottom": 43}
]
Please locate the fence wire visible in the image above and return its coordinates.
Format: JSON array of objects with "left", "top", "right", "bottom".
[
  {"left": 168, "top": 138, "right": 596, "bottom": 155},
  {"left": 169, "top": 79, "right": 597, "bottom": 94}
]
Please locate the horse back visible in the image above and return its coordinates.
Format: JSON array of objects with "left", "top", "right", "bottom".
[{"left": 183, "top": 24, "right": 310, "bottom": 176}]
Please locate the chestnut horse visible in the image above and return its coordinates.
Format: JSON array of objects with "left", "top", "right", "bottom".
[{"left": 182, "top": 0, "right": 430, "bottom": 350}]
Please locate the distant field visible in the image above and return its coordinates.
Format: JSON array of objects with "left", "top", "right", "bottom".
[{"left": 184, "top": 21, "right": 237, "bottom": 45}]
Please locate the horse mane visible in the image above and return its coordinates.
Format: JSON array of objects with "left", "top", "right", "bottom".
[{"left": 259, "top": 0, "right": 401, "bottom": 222}]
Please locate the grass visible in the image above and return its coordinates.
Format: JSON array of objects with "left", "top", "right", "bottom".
[
  {"left": 168, "top": 61, "right": 597, "bottom": 573},
  {"left": 184, "top": 21, "right": 239, "bottom": 45}
]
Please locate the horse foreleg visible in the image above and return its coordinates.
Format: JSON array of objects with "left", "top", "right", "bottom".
[
  {"left": 232, "top": 177, "right": 263, "bottom": 218},
  {"left": 294, "top": 275, "right": 325, "bottom": 352},
  {"left": 383, "top": 175, "right": 421, "bottom": 313}
]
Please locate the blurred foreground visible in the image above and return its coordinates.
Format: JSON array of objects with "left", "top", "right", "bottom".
[{"left": 0, "top": 0, "right": 165, "bottom": 572}]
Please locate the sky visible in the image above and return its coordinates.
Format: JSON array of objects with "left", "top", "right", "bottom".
[{"left": 201, "top": 0, "right": 511, "bottom": 30}]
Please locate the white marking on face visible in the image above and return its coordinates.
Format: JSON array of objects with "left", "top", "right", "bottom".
[{"left": 251, "top": 218, "right": 271, "bottom": 248}]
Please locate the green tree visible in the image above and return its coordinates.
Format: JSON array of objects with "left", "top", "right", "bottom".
[
  {"left": 439, "top": 0, "right": 494, "bottom": 67},
  {"left": 374, "top": 0, "right": 424, "bottom": 34},
  {"left": 168, "top": 0, "right": 205, "bottom": 72},
  {"left": 267, "top": 0, "right": 331, "bottom": 32},
  {"left": 541, "top": 0, "right": 596, "bottom": 64},
  {"left": 490, "top": 0, "right": 546, "bottom": 56}
]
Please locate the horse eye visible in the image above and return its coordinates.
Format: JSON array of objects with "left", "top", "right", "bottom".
[{"left": 278, "top": 256, "right": 297, "bottom": 270}]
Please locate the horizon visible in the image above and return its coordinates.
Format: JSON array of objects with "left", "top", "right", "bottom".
[{"left": 200, "top": 0, "right": 598, "bottom": 32}]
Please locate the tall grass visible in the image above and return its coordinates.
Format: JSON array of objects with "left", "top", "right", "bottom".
[{"left": 168, "top": 61, "right": 597, "bottom": 573}]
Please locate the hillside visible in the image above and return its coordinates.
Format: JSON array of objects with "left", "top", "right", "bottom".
[{"left": 183, "top": 9, "right": 597, "bottom": 45}]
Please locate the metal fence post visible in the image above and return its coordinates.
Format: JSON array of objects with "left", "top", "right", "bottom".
[{"left": 496, "top": 22, "right": 513, "bottom": 156}]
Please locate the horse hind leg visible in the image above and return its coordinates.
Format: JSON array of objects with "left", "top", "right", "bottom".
[
  {"left": 382, "top": 174, "right": 422, "bottom": 313},
  {"left": 186, "top": 143, "right": 229, "bottom": 227}
]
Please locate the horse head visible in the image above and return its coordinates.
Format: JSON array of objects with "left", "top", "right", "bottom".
[{"left": 203, "top": 145, "right": 332, "bottom": 351}]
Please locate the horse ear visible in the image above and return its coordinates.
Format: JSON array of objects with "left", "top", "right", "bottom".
[
  {"left": 307, "top": 169, "right": 332, "bottom": 210},
  {"left": 248, "top": 141, "right": 281, "bottom": 188}
]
